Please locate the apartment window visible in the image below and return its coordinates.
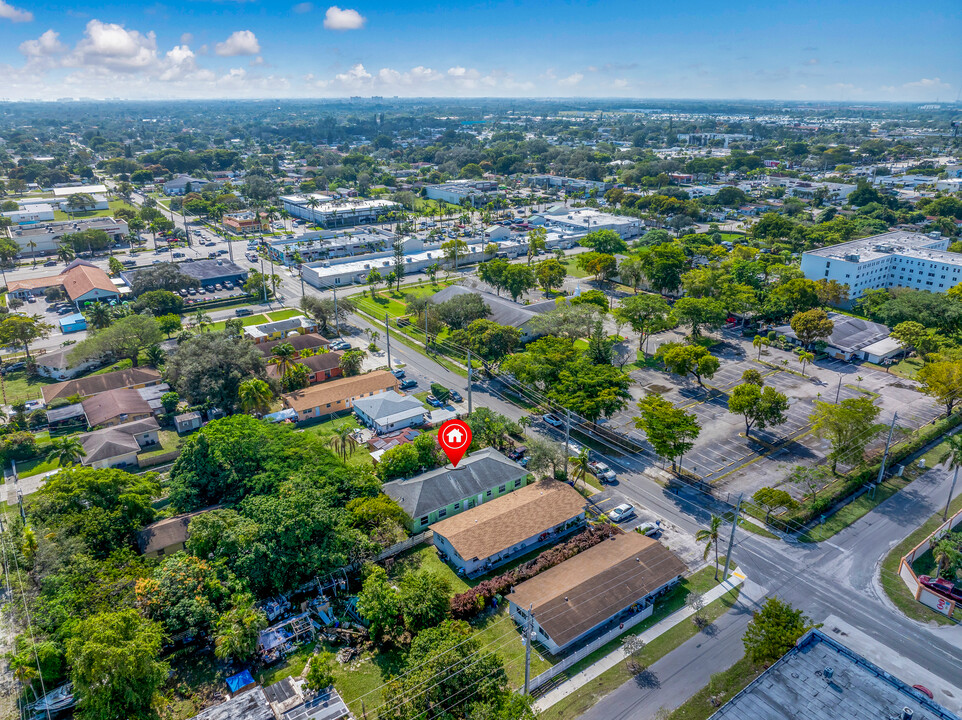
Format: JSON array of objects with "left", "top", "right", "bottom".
[
  {"left": 438, "top": 508, "right": 447, "bottom": 518},
  {"left": 499, "top": 484, "right": 506, "bottom": 493},
  {"left": 420, "top": 516, "right": 429, "bottom": 526},
  {"left": 514, "top": 479, "right": 522, "bottom": 487},
  {"left": 453, "top": 502, "right": 460, "bottom": 511},
  {"left": 486, "top": 489, "right": 492, "bottom": 497}
]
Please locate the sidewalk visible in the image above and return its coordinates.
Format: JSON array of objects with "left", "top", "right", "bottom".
[{"left": 534, "top": 569, "right": 746, "bottom": 712}]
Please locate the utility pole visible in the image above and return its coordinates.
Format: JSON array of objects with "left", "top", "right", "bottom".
[
  {"left": 873, "top": 412, "right": 899, "bottom": 497},
  {"left": 523, "top": 604, "right": 534, "bottom": 694},
  {"left": 722, "top": 494, "right": 742, "bottom": 583},
  {"left": 466, "top": 349, "right": 473, "bottom": 415},
  {"left": 384, "top": 312, "right": 392, "bottom": 370},
  {"left": 835, "top": 374, "right": 842, "bottom": 404},
  {"left": 944, "top": 463, "right": 959, "bottom": 522},
  {"left": 563, "top": 410, "right": 571, "bottom": 480},
  {"left": 259, "top": 257, "right": 268, "bottom": 305}
]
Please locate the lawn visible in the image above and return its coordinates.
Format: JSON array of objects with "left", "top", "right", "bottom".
[
  {"left": 298, "top": 415, "right": 372, "bottom": 467},
  {"left": 138, "top": 430, "right": 185, "bottom": 460},
  {"left": 561, "top": 258, "right": 589, "bottom": 278},
  {"left": 539, "top": 584, "right": 742, "bottom": 720},
  {"left": 53, "top": 199, "right": 138, "bottom": 221},
  {"left": 880, "top": 491, "right": 962, "bottom": 627},
  {"left": 15, "top": 455, "right": 60, "bottom": 478},
  {"left": 206, "top": 313, "right": 271, "bottom": 332},
  {"left": 267, "top": 309, "right": 302, "bottom": 321},
  {"left": 0, "top": 369, "right": 55, "bottom": 403}
]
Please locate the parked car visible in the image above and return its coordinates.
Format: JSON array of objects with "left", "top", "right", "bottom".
[
  {"left": 399, "top": 379, "right": 417, "bottom": 390},
  {"left": 426, "top": 395, "right": 442, "bottom": 407},
  {"left": 391, "top": 369, "right": 406, "bottom": 379},
  {"left": 507, "top": 446, "right": 527, "bottom": 461},
  {"left": 608, "top": 504, "right": 635, "bottom": 523},
  {"left": 918, "top": 575, "right": 962, "bottom": 602},
  {"left": 224, "top": 281, "right": 234, "bottom": 289},
  {"left": 449, "top": 390, "right": 463, "bottom": 403},
  {"left": 208, "top": 252, "right": 218, "bottom": 258},
  {"left": 542, "top": 413, "right": 564, "bottom": 428},
  {"left": 588, "top": 461, "right": 617, "bottom": 483},
  {"left": 235, "top": 308, "right": 253, "bottom": 317},
  {"left": 122, "top": 259, "right": 136, "bottom": 267},
  {"left": 1, "top": 362, "right": 26, "bottom": 375},
  {"left": 43, "top": 260, "right": 57, "bottom": 267},
  {"left": 187, "top": 287, "right": 197, "bottom": 295},
  {"left": 214, "top": 284, "right": 223, "bottom": 291},
  {"left": 636, "top": 521, "right": 660, "bottom": 537},
  {"left": 57, "top": 307, "right": 74, "bottom": 315},
  {"left": 173, "top": 252, "right": 185, "bottom": 258},
  {"left": 330, "top": 340, "right": 351, "bottom": 351}
]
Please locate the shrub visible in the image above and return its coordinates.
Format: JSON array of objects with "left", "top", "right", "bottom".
[{"left": 449, "top": 524, "right": 616, "bottom": 620}]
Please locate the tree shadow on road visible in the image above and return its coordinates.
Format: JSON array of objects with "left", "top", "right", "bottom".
[{"left": 632, "top": 668, "right": 661, "bottom": 690}]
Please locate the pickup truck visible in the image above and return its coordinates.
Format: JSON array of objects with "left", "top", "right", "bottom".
[{"left": 588, "top": 460, "right": 617, "bottom": 483}]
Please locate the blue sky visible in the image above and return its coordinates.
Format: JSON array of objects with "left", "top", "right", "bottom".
[{"left": 0, "top": 0, "right": 956, "bottom": 100}]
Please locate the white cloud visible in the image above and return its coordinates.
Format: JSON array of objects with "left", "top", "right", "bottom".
[
  {"left": 68, "top": 20, "right": 158, "bottom": 72},
  {"left": 558, "top": 72, "right": 583, "bottom": 87},
  {"left": 293, "top": 2, "right": 313, "bottom": 12},
  {"left": 19, "top": 29, "right": 66, "bottom": 58},
  {"left": 323, "top": 6, "right": 365, "bottom": 30},
  {"left": 249, "top": 55, "right": 264, "bottom": 67},
  {"left": 903, "top": 77, "right": 949, "bottom": 89},
  {"left": 0, "top": 0, "right": 32, "bottom": 22},
  {"left": 215, "top": 30, "right": 260, "bottom": 57},
  {"left": 180, "top": 32, "right": 193, "bottom": 45},
  {"left": 334, "top": 62, "right": 372, "bottom": 87}
]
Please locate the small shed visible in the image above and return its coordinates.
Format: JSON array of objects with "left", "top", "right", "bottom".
[
  {"left": 59, "top": 313, "right": 87, "bottom": 334},
  {"left": 225, "top": 670, "right": 256, "bottom": 697},
  {"left": 174, "top": 411, "right": 203, "bottom": 434}
]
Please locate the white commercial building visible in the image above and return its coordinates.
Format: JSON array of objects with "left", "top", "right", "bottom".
[
  {"left": 800, "top": 231, "right": 962, "bottom": 302},
  {"left": 424, "top": 180, "right": 500, "bottom": 206},
  {"left": 530, "top": 205, "right": 644, "bottom": 239},
  {"left": 7, "top": 217, "right": 129, "bottom": 256},
  {"left": 527, "top": 175, "right": 611, "bottom": 193},
  {"left": 264, "top": 228, "right": 392, "bottom": 264},
  {"left": 52, "top": 184, "right": 108, "bottom": 197},
  {"left": 3, "top": 203, "right": 55, "bottom": 224},
  {"left": 280, "top": 194, "right": 400, "bottom": 228}
]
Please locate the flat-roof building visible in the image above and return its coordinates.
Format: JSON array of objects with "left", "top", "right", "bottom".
[
  {"left": 7, "top": 217, "right": 128, "bottom": 256},
  {"left": 530, "top": 205, "right": 644, "bottom": 239},
  {"left": 509, "top": 531, "right": 686, "bottom": 654},
  {"left": 280, "top": 195, "right": 400, "bottom": 228},
  {"left": 527, "top": 175, "right": 612, "bottom": 193},
  {"left": 708, "top": 628, "right": 959, "bottom": 720},
  {"left": 425, "top": 180, "right": 501, "bottom": 207},
  {"left": 121, "top": 259, "right": 248, "bottom": 289},
  {"left": 800, "top": 231, "right": 962, "bottom": 301},
  {"left": 3, "top": 203, "right": 55, "bottom": 224},
  {"left": 432, "top": 480, "right": 586, "bottom": 576}
]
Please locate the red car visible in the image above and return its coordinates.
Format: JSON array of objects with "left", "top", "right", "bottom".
[{"left": 918, "top": 575, "right": 962, "bottom": 602}]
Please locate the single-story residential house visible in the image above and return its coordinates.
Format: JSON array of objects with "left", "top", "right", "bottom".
[
  {"left": 281, "top": 370, "right": 399, "bottom": 422},
  {"left": 432, "top": 480, "right": 586, "bottom": 576},
  {"left": 509, "top": 531, "right": 686, "bottom": 654},
  {"left": 33, "top": 348, "right": 99, "bottom": 380},
  {"left": 45, "top": 403, "right": 87, "bottom": 430},
  {"left": 267, "top": 351, "right": 343, "bottom": 385},
  {"left": 368, "top": 428, "right": 421, "bottom": 462},
  {"left": 383, "top": 447, "right": 531, "bottom": 531},
  {"left": 174, "top": 411, "right": 203, "bottom": 434},
  {"left": 774, "top": 312, "right": 890, "bottom": 362},
  {"left": 353, "top": 390, "right": 427, "bottom": 434},
  {"left": 42, "top": 367, "right": 163, "bottom": 404},
  {"left": 137, "top": 505, "right": 218, "bottom": 558},
  {"left": 244, "top": 316, "right": 318, "bottom": 344},
  {"left": 428, "top": 285, "right": 544, "bottom": 342},
  {"left": 163, "top": 175, "right": 209, "bottom": 195},
  {"left": 78, "top": 417, "right": 161, "bottom": 469},
  {"left": 254, "top": 333, "right": 330, "bottom": 358},
  {"left": 8, "top": 260, "right": 121, "bottom": 306},
  {"left": 80, "top": 388, "right": 153, "bottom": 428}
]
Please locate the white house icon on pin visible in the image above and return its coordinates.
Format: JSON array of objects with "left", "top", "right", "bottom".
[{"left": 446, "top": 427, "right": 464, "bottom": 445}]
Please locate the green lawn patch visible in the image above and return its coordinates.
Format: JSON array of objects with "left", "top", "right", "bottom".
[
  {"left": 206, "top": 314, "right": 268, "bottom": 332},
  {"left": 53, "top": 199, "right": 137, "bottom": 221},
  {"left": 561, "top": 258, "right": 589, "bottom": 279},
  {"left": 539, "top": 585, "right": 742, "bottom": 720},
  {"left": 0, "top": 369, "right": 55, "bottom": 403},
  {"left": 15, "top": 456, "right": 60, "bottom": 478},
  {"left": 880, "top": 491, "right": 962, "bottom": 627},
  {"left": 139, "top": 430, "right": 185, "bottom": 460},
  {"left": 800, "top": 474, "right": 912, "bottom": 542},
  {"left": 266, "top": 308, "right": 302, "bottom": 321},
  {"left": 298, "top": 415, "right": 372, "bottom": 467}
]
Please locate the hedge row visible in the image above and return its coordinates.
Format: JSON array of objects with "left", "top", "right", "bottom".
[
  {"left": 450, "top": 524, "right": 617, "bottom": 620},
  {"left": 774, "top": 411, "right": 962, "bottom": 531}
]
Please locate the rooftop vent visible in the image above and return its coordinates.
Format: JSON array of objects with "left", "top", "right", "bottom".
[
  {"left": 823, "top": 667, "right": 833, "bottom": 679},
  {"left": 902, "top": 709, "right": 913, "bottom": 720}
]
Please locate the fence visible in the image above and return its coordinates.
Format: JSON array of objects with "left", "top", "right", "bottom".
[
  {"left": 527, "top": 602, "right": 655, "bottom": 693},
  {"left": 375, "top": 530, "right": 433, "bottom": 562},
  {"left": 897, "top": 507, "right": 962, "bottom": 620}
]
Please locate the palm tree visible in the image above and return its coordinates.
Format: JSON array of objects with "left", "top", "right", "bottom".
[
  {"left": 192, "top": 310, "right": 212, "bottom": 333},
  {"left": 327, "top": 423, "right": 358, "bottom": 462},
  {"left": 517, "top": 416, "right": 532, "bottom": 435},
  {"left": 798, "top": 350, "right": 815, "bottom": 376},
  {"left": 144, "top": 344, "right": 165, "bottom": 368},
  {"left": 695, "top": 515, "right": 723, "bottom": 580},
  {"left": 57, "top": 243, "right": 75, "bottom": 263},
  {"left": 238, "top": 379, "right": 273, "bottom": 415},
  {"left": 271, "top": 342, "right": 297, "bottom": 376},
  {"left": 752, "top": 334, "right": 769, "bottom": 360},
  {"left": 932, "top": 538, "right": 960, "bottom": 579},
  {"left": 47, "top": 436, "right": 86, "bottom": 467},
  {"left": 572, "top": 448, "right": 591, "bottom": 490},
  {"left": 86, "top": 303, "right": 112, "bottom": 330}
]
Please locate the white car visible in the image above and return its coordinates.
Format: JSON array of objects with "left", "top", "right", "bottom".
[
  {"left": 542, "top": 413, "right": 564, "bottom": 428},
  {"left": 608, "top": 504, "right": 635, "bottom": 523},
  {"left": 636, "top": 521, "right": 660, "bottom": 537}
]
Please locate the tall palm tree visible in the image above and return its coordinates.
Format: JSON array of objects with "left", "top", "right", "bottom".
[
  {"left": 272, "top": 342, "right": 297, "bottom": 376},
  {"left": 57, "top": 243, "right": 75, "bottom": 263},
  {"left": 86, "top": 303, "right": 112, "bottom": 330},
  {"left": 752, "top": 335, "right": 770, "bottom": 360},
  {"left": 238, "top": 379, "right": 273, "bottom": 415},
  {"left": 327, "top": 424, "right": 357, "bottom": 462},
  {"left": 572, "top": 448, "right": 591, "bottom": 490},
  {"left": 696, "top": 514, "right": 723, "bottom": 580},
  {"left": 47, "top": 436, "right": 87, "bottom": 467},
  {"left": 517, "top": 416, "right": 532, "bottom": 435},
  {"left": 192, "top": 310, "right": 212, "bottom": 333},
  {"left": 144, "top": 344, "right": 165, "bottom": 368},
  {"left": 798, "top": 350, "right": 815, "bottom": 376}
]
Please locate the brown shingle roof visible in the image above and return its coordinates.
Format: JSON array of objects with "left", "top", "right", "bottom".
[
  {"left": 136, "top": 505, "right": 220, "bottom": 554},
  {"left": 266, "top": 351, "right": 342, "bottom": 380},
  {"left": 510, "top": 532, "right": 686, "bottom": 648},
  {"left": 81, "top": 388, "right": 152, "bottom": 427},
  {"left": 61, "top": 263, "right": 116, "bottom": 301},
  {"left": 7, "top": 276, "right": 63, "bottom": 292},
  {"left": 432, "top": 480, "right": 585, "bottom": 562},
  {"left": 42, "top": 367, "right": 162, "bottom": 403},
  {"left": 79, "top": 417, "right": 159, "bottom": 464},
  {"left": 254, "top": 333, "right": 330, "bottom": 357},
  {"left": 282, "top": 371, "right": 398, "bottom": 414}
]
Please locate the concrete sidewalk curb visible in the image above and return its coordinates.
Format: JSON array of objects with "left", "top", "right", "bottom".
[{"left": 534, "top": 570, "right": 746, "bottom": 711}]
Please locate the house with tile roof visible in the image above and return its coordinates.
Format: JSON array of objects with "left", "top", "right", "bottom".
[
  {"left": 432, "top": 480, "right": 586, "bottom": 576},
  {"left": 382, "top": 447, "right": 531, "bottom": 531},
  {"left": 7, "top": 260, "right": 120, "bottom": 306}
]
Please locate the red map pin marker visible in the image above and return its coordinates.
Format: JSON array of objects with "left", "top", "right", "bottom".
[{"left": 438, "top": 419, "right": 472, "bottom": 468}]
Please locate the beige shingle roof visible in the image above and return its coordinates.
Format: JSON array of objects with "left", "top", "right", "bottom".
[
  {"left": 42, "top": 367, "right": 162, "bottom": 403},
  {"left": 432, "top": 480, "right": 585, "bottom": 561}
]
